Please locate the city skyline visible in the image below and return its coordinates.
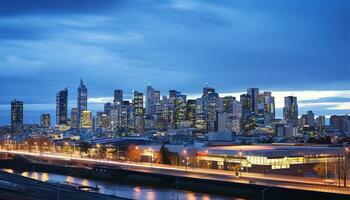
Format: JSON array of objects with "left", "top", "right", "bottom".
[
  {"left": 0, "top": 1, "right": 349, "bottom": 199},
  {"left": 1, "top": 81, "right": 350, "bottom": 125}
]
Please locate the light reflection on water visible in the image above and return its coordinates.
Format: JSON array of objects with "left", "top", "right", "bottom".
[{"left": 3, "top": 169, "right": 240, "bottom": 200}]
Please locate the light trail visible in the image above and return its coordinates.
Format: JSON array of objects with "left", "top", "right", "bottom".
[{"left": 1, "top": 149, "right": 349, "bottom": 195}]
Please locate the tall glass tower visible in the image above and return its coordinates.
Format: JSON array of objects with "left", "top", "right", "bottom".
[
  {"left": 77, "top": 79, "right": 87, "bottom": 128},
  {"left": 11, "top": 99, "right": 23, "bottom": 130},
  {"left": 56, "top": 88, "right": 68, "bottom": 125}
]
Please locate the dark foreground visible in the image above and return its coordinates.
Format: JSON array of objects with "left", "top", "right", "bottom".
[{"left": 0, "top": 170, "right": 129, "bottom": 200}]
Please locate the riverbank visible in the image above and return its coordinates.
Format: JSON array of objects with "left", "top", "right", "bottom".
[{"left": 0, "top": 169, "right": 129, "bottom": 200}]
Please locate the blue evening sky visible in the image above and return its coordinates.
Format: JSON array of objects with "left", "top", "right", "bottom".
[{"left": 0, "top": 0, "right": 349, "bottom": 124}]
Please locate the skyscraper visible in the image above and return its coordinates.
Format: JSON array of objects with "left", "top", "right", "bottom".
[
  {"left": 104, "top": 102, "right": 112, "bottom": 116},
  {"left": 70, "top": 108, "right": 78, "bottom": 128},
  {"left": 186, "top": 100, "right": 197, "bottom": 127},
  {"left": 95, "top": 112, "right": 110, "bottom": 130},
  {"left": 247, "top": 88, "right": 259, "bottom": 115},
  {"left": 240, "top": 94, "right": 252, "bottom": 118},
  {"left": 316, "top": 115, "right": 325, "bottom": 133},
  {"left": 146, "top": 85, "right": 160, "bottom": 115},
  {"left": 133, "top": 91, "right": 144, "bottom": 116},
  {"left": 114, "top": 89, "right": 123, "bottom": 106},
  {"left": 201, "top": 86, "right": 220, "bottom": 132},
  {"left": 262, "top": 92, "right": 275, "bottom": 125},
  {"left": 56, "top": 88, "right": 68, "bottom": 125},
  {"left": 11, "top": 99, "right": 23, "bottom": 130},
  {"left": 133, "top": 90, "right": 144, "bottom": 133},
  {"left": 40, "top": 113, "right": 50, "bottom": 128},
  {"left": 77, "top": 79, "right": 88, "bottom": 128},
  {"left": 256, "top": 91, "right": 275, "bottom": 125},
  {"left": 301, "top": 110, "right": 315, "bottom": 127},
  {"left": 80, "top": 110, "right": 92, "bottom": 129},
  {"left": 222, "top": 96, "right": 235, "bottom": 114},
  {"left": 195, "top": 98, "right": 206, "bottom": 131},
  {"left": 174, "top": 94, "right": 187, "bottom": 128},
  {"left": 283, "top": 96, "right": 298, "bottom": 125},
  {"left": 330, "top": 115, "right": 350, "bottom": 133}
]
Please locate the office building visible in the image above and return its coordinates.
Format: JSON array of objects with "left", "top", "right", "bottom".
[
  {"left": 247, "top": 88, "right": 259, "bottom": 115},
  {"left": 262, "top": 92, "right": 275, "bottom": 125},
  {"left": 133, "top": 90, "right": 144, "bottom": 133},
  {"left": 201, "top": 86, "right": 220, "bottom": 132},
  {"left": 56, "top": 88, "right": 68, "bottom": 125},
  {"left": 80, "top": 110, "right": 92, "bottom": 129},
  {"left": 316, "top": 115, "right": 325, "bottom": 133},
  {"left": 40, "top": 113, "right": 50, "bottom": 128},
  {"left": 240, "top": 94, "right": 252, "bottom": 118},
  {"left": 113, "top": 89, "right": 123, "bottom": 106},
  {"left": 330, "top": 115, "right": 350, "bottom": 133},
  {"left": 11, "top": 99, "right": 23, "bottom": 130},
  {"left": 77, "top": 79, "right": 88, "bottom": 127},
  {"left": 104, "top": 102, "right": 112, "bottom": 116},
  {"left": 70, "top": 108, "right": 78, "bottom": 128},
  {"left": 283, "top": 96, "right": 298, "bottom": 125},
  {"left": 186, "top": 100, "right": 197, "bottom": 127},
  {"left": 174, "top": 94, "right": 187, "bottom": 128}
]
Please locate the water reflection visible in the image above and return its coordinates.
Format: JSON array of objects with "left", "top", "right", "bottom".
[
  {"left": 81, "top": 179, "right": 89, "bottom": 186},
  {"left": 3, "top": 169, "right": 13, "bottom": 174},
  {"left": 66, "top": 176, "right": 74, "bottom": 183},
  {"left": 3, "top": 169, "right": 240, "bottom": 200}
]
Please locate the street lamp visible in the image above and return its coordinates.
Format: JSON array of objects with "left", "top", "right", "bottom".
[
  {"left": 34, "top": 142, "right": 38, "bottom": 153},
  {"left": 238, "top": 151, "right": 243, "bottom": 176},
  {"left": 64, "top": 142, "right": 69, "bottom": 154},
  {"left": 344, "top": 147, "right": 349, "bottom": 187},
  {"left": 96, "top": 144, "right": 101, "bottom": 159},
  {"left": 43, "top": 142, "right": 47, "bottom": 153},
  {"left": 182, "top": 150, "right": 188, "bottom": 172}
]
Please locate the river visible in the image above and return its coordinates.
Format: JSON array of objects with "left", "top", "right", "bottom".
[{"left": 2, "top": 169, "right": 243, "bottom": 200}]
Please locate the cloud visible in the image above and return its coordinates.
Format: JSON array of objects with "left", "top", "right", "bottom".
[
  {"left": 0, "top": 0, "right": 349, "bottom": 124},
  {"left": 327, "top": 102, "right": 350, "bottom": 110},
  {"left": 0, "top": 0, "right": 122, "bottom": 16}
]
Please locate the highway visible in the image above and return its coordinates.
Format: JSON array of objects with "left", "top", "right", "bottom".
[{"left": 1, "top": 149, "right": 349, "bottom": 196}]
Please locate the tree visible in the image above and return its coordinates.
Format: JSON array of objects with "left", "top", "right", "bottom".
[
  {"left": 158, "top": 144, "right": 171, "bottom": 164},
  {"left": 125, "top": 144, "right": 141, "bottom": 162},
  {"left": 313, "top": 163, "right": 327, "bottom": 178},
  {"left": 79, "top": 142, "right": 91, "bottom": 154}
]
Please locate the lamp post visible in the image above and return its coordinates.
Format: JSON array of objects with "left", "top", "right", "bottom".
[
  {"left": 43, "top": 142, "right": 47, "bottom": 153},
  {"left": 205, "top": 150, "right": 210, "bottom": 169},
  {"left": 34, "top": 142, "right": 38, "bottom": 153},
  {"left": 135, "top": 146, "right": 140, "bottom": 163},
  {"left": 238, "top": 151, "right": 243, "bottom": 176},
  {"left": 148, "top": 147, "right": 153, "bottom": 167},
  {"left": 72, "top": 143, "right": 76, "bottom": 157},
  {"left": 64, "top": 142, "right": 68, "bottom": 154},
  {"left": 96, "top": 144, "right": 100, "bottom": 159},
  {"left": 182, "top": 150, "right": 188, "bottom": 172},
  {"left": 325, "top": 154, "right": 328, "bottom": 180},
  {"left": 344, "top": 147, "right": 349, "bottom": 187}
]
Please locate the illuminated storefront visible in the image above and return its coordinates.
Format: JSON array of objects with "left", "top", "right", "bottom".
[{"left": 197, "top": 145, "right": 344, "bottom": 172}]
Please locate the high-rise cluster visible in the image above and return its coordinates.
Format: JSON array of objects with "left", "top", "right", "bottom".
[
  {"left": 10, "top": 80, "right": 350, "bottom": 136},
  {"left": 93, "top": 85, "right": 278, "bottom": 135},
  {"left": 55, "top": 79, "right": 91, "bottom": 130}
]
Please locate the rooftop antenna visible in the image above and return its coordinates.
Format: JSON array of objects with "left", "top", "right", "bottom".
[
  {"left": 148, "top": 80, "right": 151, "bottom": 86},
  {"left": 205, "top": 76, "right": 209, "bottom": 87}
]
